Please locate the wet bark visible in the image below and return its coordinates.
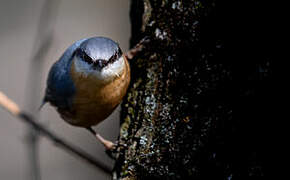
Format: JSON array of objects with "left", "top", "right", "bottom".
[{"left": 114, "top": 0, "right": 273, "bottom": 179}]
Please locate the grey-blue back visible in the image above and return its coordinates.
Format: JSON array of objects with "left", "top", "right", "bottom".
[{"left": 44, "top": 38, "right": 87, "bottom": 110}]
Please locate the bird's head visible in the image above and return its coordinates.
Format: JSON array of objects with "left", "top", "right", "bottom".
[{"left": 72, "top": 37, "right": 125, "bottom": 82}]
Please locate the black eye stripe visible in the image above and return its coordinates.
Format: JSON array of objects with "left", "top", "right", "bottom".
[
  {"left": 83, "top": 53, "right": 92, "bottom": 64},
  {"left": 107, "top": 47, "right": 123, "bottom": 64},
  {"left": 76, "top": 48, "right": 93, "bottom": 64},
  {"left": 76, "top": 47, "right": 122, "bottom": 68}
]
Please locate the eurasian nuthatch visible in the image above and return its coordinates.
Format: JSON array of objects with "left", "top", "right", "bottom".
[{"left": 42, "top": 37, "right": 130, "bottom": 149}]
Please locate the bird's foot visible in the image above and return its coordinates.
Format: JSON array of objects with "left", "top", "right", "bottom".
[
  {"left": 95, "top": 133, "right": 115, "bottom": 151},
  {"left": 86, "top": 127, "right": 116, "bottom": 151}
]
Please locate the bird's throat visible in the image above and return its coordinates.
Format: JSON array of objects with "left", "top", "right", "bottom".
[{"left": 66, "top": 56, "right": 130, "bottom": 127}]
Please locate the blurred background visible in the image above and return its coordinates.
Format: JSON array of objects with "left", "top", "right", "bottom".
[{"left": 0, "top": 0, "right": 130, "bottom": 179}]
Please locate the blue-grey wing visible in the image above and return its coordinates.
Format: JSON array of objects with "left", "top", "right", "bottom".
[{"left": 44, "top": 38, "right": 87, "bottom": 110}]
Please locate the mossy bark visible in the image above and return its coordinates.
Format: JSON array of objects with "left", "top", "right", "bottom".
[{"left": 114, "top": 0, "right": 272, "bottom": 179}]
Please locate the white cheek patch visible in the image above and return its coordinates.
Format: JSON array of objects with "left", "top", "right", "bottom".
[
  {"left": 73, "top": 56, "right": 92, "bottom": 75},
  {"left": 73, "top": 56, "right": 125, "bottom": 81},
  {"left": 101, "top": 56, "right": 125, "bottom": 78}
]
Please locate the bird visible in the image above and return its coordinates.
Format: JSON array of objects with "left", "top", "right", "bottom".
[{"left": 41, "top": 37, "right": 130, "bottom": 149}]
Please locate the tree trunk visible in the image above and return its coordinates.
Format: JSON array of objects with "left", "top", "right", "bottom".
[{"left": 114, "top": 0, "right": 272, "bottom": 179}]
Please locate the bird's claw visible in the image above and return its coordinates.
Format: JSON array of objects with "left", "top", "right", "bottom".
[{"left": 95, "top": 133, "right": 116, "bottom": 151}]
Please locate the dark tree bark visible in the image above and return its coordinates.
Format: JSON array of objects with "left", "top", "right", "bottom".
[{"left": 114, "top": 0, "right": 273, "bottom": 179}]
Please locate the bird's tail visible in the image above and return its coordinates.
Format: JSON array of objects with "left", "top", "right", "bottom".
[{"left": 38, "top": 99, "right": 47, "bottom": 111}]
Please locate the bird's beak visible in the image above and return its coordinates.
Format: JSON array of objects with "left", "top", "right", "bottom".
[
  {"left": 98, "top": 60, "right": 103, "bottom": 68},
  {"left": 93, "top": 60, "right": 106, "bottom": 70}
]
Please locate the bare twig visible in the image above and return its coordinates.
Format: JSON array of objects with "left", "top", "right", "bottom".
[
  {"left": 0, "top": 91, "right": 112, "bottom": 175},
  {"left": 0, "top": 92, "right": 20, "bottom": 115}
]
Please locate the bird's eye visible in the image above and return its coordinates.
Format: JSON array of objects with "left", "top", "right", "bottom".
[
  {"left": 76, "top": 49, "right": 93, "bottom": 64},
  {"left": 107, "top": 47, "right": 123, "bottom": 64},
  {"left": 82, "top": 53, "right": 93, "bottom": 64}
]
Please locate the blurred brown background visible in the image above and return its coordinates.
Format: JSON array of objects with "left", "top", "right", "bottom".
[{"left": 0, "top": 0, "right": 130, "bottom": 179}]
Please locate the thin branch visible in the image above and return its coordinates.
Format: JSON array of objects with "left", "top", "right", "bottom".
[
  {"left": 0, "top": 91, "right": 112, "bottom": 175},
  {"left": 0, "top": 92, "right": 20, "bottom": 115}
]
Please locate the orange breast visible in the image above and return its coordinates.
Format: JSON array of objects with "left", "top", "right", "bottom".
[{"left": 67, "top": 56, "right": 130, "bottom": 127}]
